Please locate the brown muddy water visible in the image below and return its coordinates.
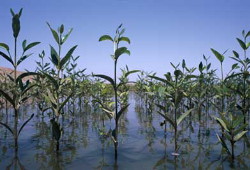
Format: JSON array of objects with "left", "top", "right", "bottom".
[{"left": 0, "top": 93, "right": 249, "bottom": 170}]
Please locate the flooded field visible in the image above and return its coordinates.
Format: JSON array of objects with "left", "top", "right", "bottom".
[{"left": 0, "top": 93, "right": 249, "bottom": 170}]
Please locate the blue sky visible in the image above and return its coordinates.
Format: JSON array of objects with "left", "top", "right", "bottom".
[{"left": 0, "top": 0, "right": 249, "bottom": 79}]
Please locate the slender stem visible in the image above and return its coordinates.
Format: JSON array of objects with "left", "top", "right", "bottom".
[
  {"left": 56, "top": 68, "right": 60, "bottom": 119},
  {"left": 14, "top": 37, "right": 19, "bottom": 154},
  {"left": 56, "top": 36, "right": 62, "bottom": 119},
  {"left": 174, "top": 107, "right": 177, "bottom": 152},
  {"left": 231, "top": 141, "right": 234, "bottom": 160},
  {"left": 14, "top": 108, "right": 18, "bottom": 153},
  {"left": 114, "top": 38, "right": 119, "bottom": 160},
  {"left": 174, "top": 75, "right": 178, "bottom": 152},
  {"left": 220, "top": 62, "right": 224, "bottom": 113},
  {"left": 243, "top": 48, "right": 247, "bottom": 125},
  {"left": 14, "top": 38, "right": 17, "bottom": 82}
]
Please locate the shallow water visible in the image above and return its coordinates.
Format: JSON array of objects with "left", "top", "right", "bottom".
[{"left": 0, "top": 93, "right": 249, "bottom": 170}]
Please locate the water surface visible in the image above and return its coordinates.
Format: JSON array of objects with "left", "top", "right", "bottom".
[{"left": 0, "top": 93, "right": 249, "bottom": 169}]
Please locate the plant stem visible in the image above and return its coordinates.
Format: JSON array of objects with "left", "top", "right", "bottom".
[
  {"left": 14, "top": 108, "right": 18, "bottom": 153},
  {"left": 220, "top": 62, "right": 224, "bottom": 113},
  {"left": 14, "top": 38, "right": 17, "bottom": 81},
  {"left": 243, "top": 48, "right": 247, "bottom": 125},
  {"left": 174, "top": 107, "right": 177, "bottom": 152},
  {"left": 14, "top": 37, "right": 18, "bottom": 153},
  {"left": 114, "top": 38, "right": 118, "bottom": 159},
  {"left": 231, "top": 141, "right": 234, "bottom": 160}
]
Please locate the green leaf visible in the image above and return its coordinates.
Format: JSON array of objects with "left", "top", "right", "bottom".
[
  {"left": 124, "top": 70, "right": 140, "bottom": 78},
  {"left": 232, "top": 115, "right": 244, "bottom": 128},
  {"left": 150, "top": 75, "right": 174, "bottom": 88},
  {"left": 232, "top": 50, "right": 239, "bottom": 58},
  {"left": 93, "top": 74, "right": 115, "bottom": 89},
  {"left": 119, "top": 28, "right": 125, "bottom": 35},
  {"left": 174, "top": 70, "right": 183, "bottom": 78},
  {"left": 16, "top": 72, "right": 39, "bottom": 84},
  {"left": 22, "top": 40, "right": 27, "bottom": 51},
  {"left": 224, "top": 132, "right": 231, "bottom": 141},
  {"left": 231, "top": 63, "right": 239, "bottom": 70},
  {"left": 60, "top": 45, "right": 77, "bottom": 69},
  {"left": 20, "top": 84, "right": 36, "bottom": 98},
  {"left": 149, "top": 75, "right": 167, "bottom": 84},
  {"left": 0, "top": 43, "right": 10, "bottom": 51},
  {"left": 211, "top": 48, "right": 224, "bottom": 63},
  {"left": 234, "top": 124, "right": 248, "bottom": 135},
  {"left": 0, "top": 51, "right": 14, "bottom": 66},
  {"left": 24, "top": 42, "right": 40, "bottom": 53},
  {"left": 186, "top": 74, "right": 197, "bottom": 79},
  {"left": 234, "top": 131, "right": 247, "bottom": 142},
  {"left": 7, "top": 74, "right": 14, "bottom": 82},
  {"left": 17, "top": 54, "right": 32, "bottom": 66},
  {"left": 177, "top": 109, "right": 193, "bottom": 126},
  {"left": 50, "top": 45, "right": 59, "bottom": 66},
  {"left": 18, "top": 114, "right": 34, "bottom": 137},
  {"left": 246, "top": 31, "right": 250, "bottom": 38},
  {"left": 18, "top": 78, "right": 24, "bottom": 91},
  {"left": 47, "top": 89, "right": 57, "bottom": 105},
  {"left": 99, "top": 35, "right": 113, "bottom": 42},
  {"left": 216, "top": 134, "right": 231, "bottom": 155},
  {"left": 102, "top": 108, "right": 115, "bottom": 119},
  {"left": 59, "top": 24, "right": 64, "bottom": 34},
  {"left": 118, "top": 37, "right": 130, "bottom": 44},
  {"left": 157, "top": 111, "right": 176, "bottom": 129},
  {"left": 213, "top": 116, "right": 229, "bottom": 132},
  {"left": 236, "top": 38, "right": 247, "bottom": 50},
  {"left": 114, "top": 47, "right": 130, "bottom": 60},
  {"left": 10, "top": 9, "right": 15, "bottom": 16},
  {"left": 47, "top": 22, "right": 60, "bottom": 44},
  {"left": 199, "top": 62, "right": 203, "bottom": 72},
  {"left": 242, "top": 30, "right": 245, "bottom": 37},
  {"left": 0, "top": 89, "right": 14, "bottom": 107},
  {"left": 156, "top": 104, "right": 167, "bottom": 113},
  {"left": 116, "top": 104, "right": 129, "bottom": 121},
  {"left": 207, "top": 63, "right": 211, "bottom": 70},
  {"left": 18, "top": 8, "right": 23, "bottom": 17},
  {"left": 59, "top": 93, "right": 73, "bottom": 112},
  {"left": 62, "top": 28, "right": 73, "bottom": 44},
  {"left": 182, "top": 59, "right": 186, "bottom": 69},
  {"left": 12, "top": 14, "right": 21, "bottom": 38},
  {"left": 224, "top": 73, "right": 242, "bottom": 82},
  {"left": 44, "top": 73, "right": 59, "bottom": 89},
  {"left": 246, "top": 42, "right": 250, "bottom": 49}
]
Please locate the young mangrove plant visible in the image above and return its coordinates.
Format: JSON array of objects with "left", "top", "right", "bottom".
[
  {"left": 213, "top": 113, "right": 248, "bottom": 160},
  {"left": 94, "top": 24, "right": 136, "bottom": 160},
  {"left": 35, "top": 50, "right": 51, "bottom": 115},
  {"left": 0, "top": 8, "right": 40, "bottom": 153},
  {"left": 44, "top": 23, "right": 77, "bottom": 151},
  {"left": 211, "top": 48, "right": 228, "bottom": 113},
  {"left": 225, "top": 30, "right": 250, "bottom": 126},
  {"left": 193, "top": 61, "right": 207, "bottom": 120},
  {"left": 150, "top": 69, "right": 194, "bottom": 155},
  {"left": 118, "top": 65, "right": 139, "bottom": 107}
]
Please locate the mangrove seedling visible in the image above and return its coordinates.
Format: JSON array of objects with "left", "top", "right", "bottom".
[
  {"left": 225, "top": 30, "right": 250, "bottom": 126},
  {"left": 213, "top": 113, "right": 248, "bottom": 160},
  {"left": 150, "top": 70, "right": 194, "bottom": 155},
  {"left": 0, "top": 8, "right": 40, "bottom": 153},
  {"left": 94, "top": 24, "right": 136, "bottom": 160},
  {"left": 44, "top": 23, "right": 77, "bottom": 151}
]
